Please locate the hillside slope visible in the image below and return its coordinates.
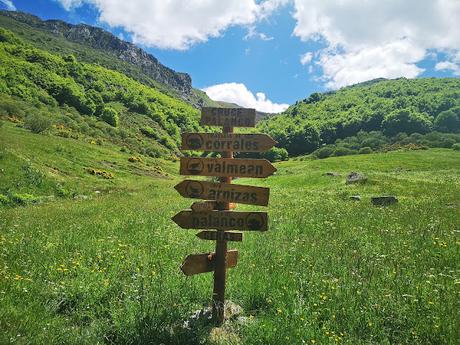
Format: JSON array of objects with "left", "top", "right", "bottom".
[
  {"left": 258, "top": 78, "right": 460, "bottom": 155},
  {"left": 0, "top": 27, "right": 208, "bottom": 157},
  {"left": 0, "top": 10, "right": 220, "bottom": 108}
]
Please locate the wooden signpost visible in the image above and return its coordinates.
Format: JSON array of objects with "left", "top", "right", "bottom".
[
  {"left": 172, "top": 210, "right": 268, "bottom": 231},
  {"left": 200, "top": 107, "right": 256, "bottom": 127},
  {"left": 172, "top": 106, "right": 276, "bottom": 325},
  {"left": 196, "top": 231, "right": 242, "bottom": 242},
  {"left": 180, "top": 250, "right": 238, "bottom": 276},
  {"left": 180, "top": 157, "right": 276, "bottom": 178},
  {"left": 181, "top": 133, "right": 277, "bottom": 152},
  {"left": 175, "top": 180, "right": 270, "bottom": 206}
]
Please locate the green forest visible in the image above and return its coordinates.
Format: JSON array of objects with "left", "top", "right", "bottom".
[{"left": 259, "top": 78, "right": 460, "bottom": 157}]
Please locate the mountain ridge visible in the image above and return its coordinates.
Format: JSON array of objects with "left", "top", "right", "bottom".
[{"left": 0, "top": 10, "right": 213, "bottom": 107}]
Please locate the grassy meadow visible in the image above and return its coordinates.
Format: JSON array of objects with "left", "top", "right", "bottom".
[{"left": 1, "top": 122, "right": 459, "bottom": 344}]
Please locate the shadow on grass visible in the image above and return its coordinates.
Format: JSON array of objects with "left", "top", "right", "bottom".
[{"left": 110, "top": 312, "right": 218, "bottom": 345}]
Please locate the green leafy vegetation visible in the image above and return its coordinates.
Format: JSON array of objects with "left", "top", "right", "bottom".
[
  {"left": 310, "top": 131, "right": 460, "bottom": 159},
  {"left": 0, "top": 27, "right": 203, "bottom": 158},
  {"left": 259, "top": 78, "right": 460, "bottom": 156},
  {"left": 0, "top": 11, "right": 223, "bottom": 109}
]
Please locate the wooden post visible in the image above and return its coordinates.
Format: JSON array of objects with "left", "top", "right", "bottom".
[{"left": 212, "top": 125, "right": 233, "bottom": 325}]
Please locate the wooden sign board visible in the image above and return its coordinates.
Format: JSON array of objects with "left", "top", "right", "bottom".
[
  {"left": 196, "top": 231, "right": 242, "bottom": 242},
  {"left": 191, "top": 201, "right": 216, "bottom": 212},
  {"left": 172, "top": 210, "right": 268, "bottom": 231},
  {"left": 176, "top": 180, "right": 270, "bottom": 206},
  {"left": 200, "top": 107, "right": 255, "bottom": 127},
  {"left": 180, "top": 249, "right": 238, "bottom": 276},
  {"left": 180, "top": 157, "right": 276, "bottom": 178},
  {"left": 181, "top": 133, "right": 276, "bottom": 152},
  {"left": 191, "top": 201, "right": 237, "bottom": 212}
]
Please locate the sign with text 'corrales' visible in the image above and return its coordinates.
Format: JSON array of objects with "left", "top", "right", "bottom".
[{"left": 181, "top": 133, "right": 276, "bottom": 152}]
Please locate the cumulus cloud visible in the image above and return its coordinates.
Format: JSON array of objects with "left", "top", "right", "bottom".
[
  {"left": 202, "top": 83, "right": 289, "bottom": 113},
  {"left": 55, "top": 0, "right": 285, "bottom": 49},
  {"left": 0, "top": 0, "right": 16, "bottom": 10},
  {"left": 292, "top": 0, "right": 460, "bottom": 88},
  {"left": 435, "top": 51, "right": 460, "bottom": 76},
  {"left": 55, "top": 0, "right": 82, "bottom": 10}
]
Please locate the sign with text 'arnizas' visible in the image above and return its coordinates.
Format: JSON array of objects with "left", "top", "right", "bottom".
[{"left": 171, "top": 106, "right": 276, "bottom": 325}]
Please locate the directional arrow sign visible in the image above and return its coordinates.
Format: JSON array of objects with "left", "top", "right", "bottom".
[
  {"left": 180, "top": 249, "right": 238, "bottom": 276},
  {"left": 172, "top": 210, "right": 268, "bottom": 231},
  {"left": 191, "top": 201, "right": 217, "bottom": 212},
  {"left": 180, "top": 157, "right": 276, "bottom": 178},
  {"left": 175, "top": 180, "right": 270, "bottom": 206},
  {"left": 200, "top": 107, "right": 255, "bottom": 127},
  {"left": 181, "top": 133, "right": 277, "bottom": 152},
  {"left": 196, "top": 231, "right": 242, "bottom": 242}
]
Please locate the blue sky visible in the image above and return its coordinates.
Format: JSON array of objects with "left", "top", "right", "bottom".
[{"left": 1, "top": 0, "right": 459, "bottom": 112}]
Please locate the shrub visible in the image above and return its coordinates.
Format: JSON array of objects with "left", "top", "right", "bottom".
[
  {"left": 261, "top": 147, "right": 288, "bottom": 162},
  {"left": 286, "top": 124, "right": 321, "bottom": 155},
  {"left": 9, "top": 193, "right": 41, "bottom": 206},
  {"left": 0, "top": 194, "right": 10, "bottom": 206},
  {"left": 24, "top": 112, "right": 52, "bottom": 133},
  {"left": 128, "top": 156, "right": 143, "bottom": 163},
  {"left": 101, "top": 107, "right": 119, "bottom": 127},
  {"left": 452, "top": 143, "right": 460, "bottom": 151},
  {"left": 333, "top": 147, "right": 357, "bottom": 156},
  {"left": 314, "top": 146, "right": 335, "bottom": 159},
  {"left": 140, "top": 126, "right": 158, "bottom": 139},
  {"left": 382, "top": 108, "right": 432, "bottom": 136},
  {"left": 358, "top": 147, "right": 373, "bottom": 154},
  {"left": 86, "top": 168, "right": 114, "bottom": 179},
  {"left": 434, "top": 106, "right": 460, "bottom": 133},
  {"left": 0, "top": 98, "right": 25, "bottom": 118}
]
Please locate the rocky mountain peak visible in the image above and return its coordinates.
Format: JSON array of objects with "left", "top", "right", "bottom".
[{"left": 1, "top": 10, "right": 193, "bottom": 100}]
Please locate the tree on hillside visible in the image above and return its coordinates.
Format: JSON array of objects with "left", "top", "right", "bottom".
[
  {"left": 286, "top": 124, "right": 320, "bottom": 155},
  {"left": 101, "top": 107, "right": 119, "bottom": 127},
  {"left": 382, "top": 108, "right": 432, "bottom": 136},
  {"left": 434, "top": 106, "right": 460, "bottom": 133}
]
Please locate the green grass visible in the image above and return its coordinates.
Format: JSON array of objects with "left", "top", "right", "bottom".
[{"left": 1, "top": 123, "right": 459, "bottom": 344}]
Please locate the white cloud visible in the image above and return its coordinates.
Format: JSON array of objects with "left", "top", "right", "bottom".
[
  {"left": 300, "top": 52, "right": 313, "bottom": 65},
  {"left": 55, "top": 0, "right": 82, "bottom": 10},
  {"left": 0, "top": 0, "right": 16, "bottom": 10},
  {"left": 55, "top": 0, "right": 286, "bottom": 50},
  {"left": 202, "top": 83, "right": 289, "bottom": 113},
  {"left": 435, "top": 61, "right": 460, "bottom": 75},
  {"left": 292, "top": 0, "right": 460, "bottom": 88},
  {"left": 435, "top": 50, "right": 460, "bottom": 75},
  {"left": 319, "top": 40, "right": 426, "bottom": 88}
]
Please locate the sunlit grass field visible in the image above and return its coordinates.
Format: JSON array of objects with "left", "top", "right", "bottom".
[{"left": 1, "top": 122, "right": 459, "bottom": 344}]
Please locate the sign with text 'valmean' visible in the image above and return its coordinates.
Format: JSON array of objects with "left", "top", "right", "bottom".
[{"left": 180, "top": 157, "right": 276, "bottom": 178}]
